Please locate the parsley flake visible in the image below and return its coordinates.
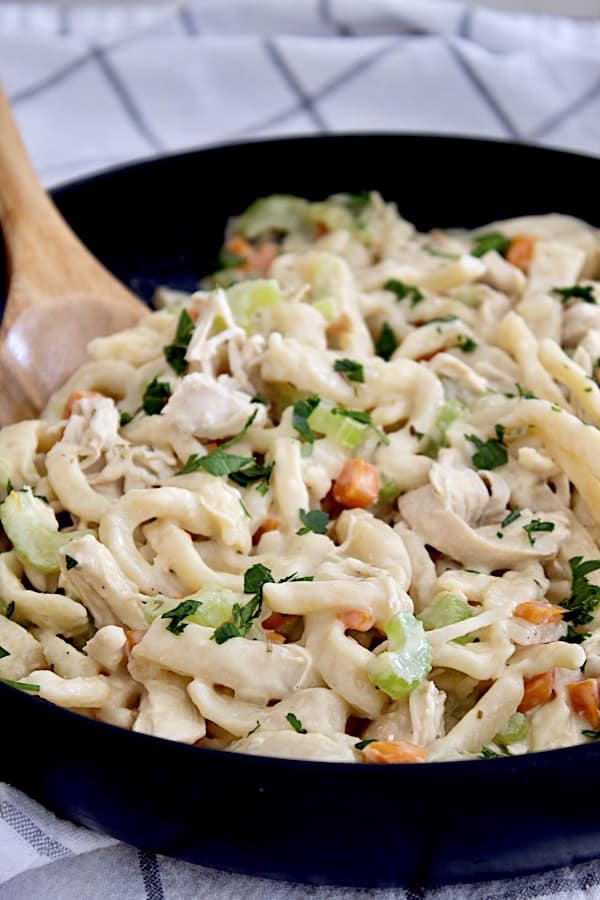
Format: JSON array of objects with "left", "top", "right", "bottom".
[
  {"left": 354, "top": 738, "right": 377, "bottom": 751},
  {"left": 297, "top": 508, "right": 330, "bottom": 536},
  {"left": 292, "top": 396, "right": 320, "bottom": 443},
  {"left": 334, "top": 358, "right": 365, "bottom": 384},
  {"left": 247, "top": 721, "right": 261, "bottom": 736},
  {"left": 163, "top": 309, "right": 195, "bottom": 376},
  {"left": 559, "top": 557, "right": 600, "bottom": 642},
  {"left": 0, "top": 645, "right": 9, "bottom": 660},
  {"left": 456, "top": 336, "right": 477, "bottom": 353},
  {"left": 552, "top": 285, "right": 596, "bottom": 305},
  {"left": 142, "top": 377, "right": 172, "bottom": 416},
  {"left": 6, "top": 602, "right": 15, "bottom": 619},
  {"left": 161, "top": 598, "right": 202, "bottom": 635},
  {"left": 466, "top": 431, "right": 508, "bottom": 470},
  {"left": 425, "top": 315, "right": 458, "bottom": 325},
  {"left": 120, "top": 411, "right": 134, "bottom": 426},
  {"left": 65, "top": 555, "right": 78, "bottom": 570},
  {"left": 582, "top": 729, "right": 600, "bottom": 741},
  {"left": 383, "top": 279, "right": 424, "bottom": 307},
  {"left": 177, "top": 449, "right": 254, "bottom": 478},
  {"left": 522, "top": 519, "right": 555, "bottom": 546},
  {"left": 501, "top": 508, "right": 521, "bottom": 529},
  {"left": 479, "top": 746, "right": 506, "bottom": 759},
  {"left": 375, "top": 322, "right": 398, "bottom": 361},
  {"left": 471, "top": 232, "right": 510, "bottom": 258},
  {"left": 286, "top": 712, "right": 307, "bottom": 734}
]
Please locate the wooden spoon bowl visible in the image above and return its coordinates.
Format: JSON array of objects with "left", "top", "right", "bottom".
[{"left": 0, "top": 87, "right": 147, "bottom": 426}]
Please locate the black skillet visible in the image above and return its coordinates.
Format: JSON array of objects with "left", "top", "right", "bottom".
[{"left": 1, "top": 135, "right": 599, "bottom": 888}]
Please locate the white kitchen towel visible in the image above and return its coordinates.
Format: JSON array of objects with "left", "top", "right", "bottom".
[{"left": 2, "top": 1, "right": 600, "bottom": 897}]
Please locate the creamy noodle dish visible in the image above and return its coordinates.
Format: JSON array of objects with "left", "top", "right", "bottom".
[{"left": 2, "top": 193, "right": 600, "bottom": 764}]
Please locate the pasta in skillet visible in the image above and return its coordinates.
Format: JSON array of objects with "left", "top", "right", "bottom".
[{"left": 2, "top": 191, "right": 600, "bottom": 764}]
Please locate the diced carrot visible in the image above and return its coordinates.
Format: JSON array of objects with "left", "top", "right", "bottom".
[
  {"left": 262, "top": 612, "right": 293, "bottom": 631},
  {"left": 514, "top": 600, "right": 564, "bottom": 625},
  {"left": 252, "top": 518, "right": 279, "bottom": 546},
  {"left": 314, "top": 221, "right": 329, "bottom": 237},
  {"left": 226, "top": 235, "right": 252, "bottom": 265},
  {"left": 63, "top": 390, "right": 102, "bottom": 418},
  {"left": 567, "top": 679, "right": 600, "bottom": 729},
  {"left": 363, "top": 740, "right": 426, "bottom": 764},
  {"left": 506, "top": 234, "right": 537, "bottom": 273},
  {"left": 518, "top": 670, "right": 555, "bottom": 713},
  {"left": 332, "top": 459, "right": 380, "bottom": 509},
  {"left": 338, "top": 609, "right": 376, "bottom": 632},
  {"left": 226, "top": 236, "right": 278, "bottom": 277}
]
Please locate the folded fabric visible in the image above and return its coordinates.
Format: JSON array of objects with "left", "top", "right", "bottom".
[{"left": 1, "top": 1, "right": 600, "bottom": 897}]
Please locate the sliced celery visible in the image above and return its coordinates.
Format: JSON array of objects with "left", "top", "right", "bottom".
[
  {"left": 226, "top": 279, "right": 281, "bottom": 333},
  {"left": 368, "top": 611, "right": 432, "bottom": 700},
  {"left": 378, "top": 475, "right": 401, "bottom": 504},
  {"left": 307, "top": 401, "right": 367, "bottom": 449},
  {"left": 494, "top": 712, "right": 529, "bottom": 747},
  {"left": 313, "top": 297, "right": 337, "bottom": 322},
  {"left": 418, "top": 591, "right": 474, "bottom": 644},
  {"left": 422, "top": 399, "right": 467, "bottom": 459},
  {"left": 0, "top": 488, "right": 89, "bottom": 574},
  {"left": 148, "top": 584, "right": 238, "bottom": 629},
  {"left": 236, "top": 195, "right": 311, "bottom": 239}
]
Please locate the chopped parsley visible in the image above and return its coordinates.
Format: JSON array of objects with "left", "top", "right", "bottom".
[
  {"left": 466, "top": 427, "right": 508, "bottom": 470},
  {"left": 142, "top": 377, "right": 172, "bottom": 415},
  {"left": 456, "top": 336, "right": 477, "bottom": 353},
  {"left": 247, "top": 721, "right": 261, "bottom": 736},
  {"left": 212, "top": 564, "right": 313, "bottom": 645},
  {"left": 516, "top": 383, "right": 536, "bottom": 399},
  {"left": 501, "top": 508, "right": 521, "bottom": 529},
  {"left": 177, "top": 449, "right": 254, "bottom": 478},
  {"left": 251, "top": 395, "right": 268, "bottom": 405},
  {"left": 0, "top": 678, "right": 40, "bottom": 693},
  {"left": 334, "top": 358, "right": 365, "bottom": 384},
  {"left": 5, "top": 479, "right": 13, "bottom": 497},
  {"left": 344, "top": 191, "right": 371, "bottom": 210},
  {"left": 292, "top": 396, "right": 320, "bottom": 443},
  {"left": 552, "top": 285, "right": 596, "bottom": 305},
  {"left": 375, "top": 322, "right": 398, "bottom": 361},
  {"left": 218, "top": 247, "right": 246, "bottom": 269},
  {"left": 479, "top": 746, "right": 506, "bottom": 759},
  {"left": 120, "top": 411, "right": 134, "bottom": 426},
  {"left": 383, "top": 279, "right": 424, "bottom": 307},
  {"left": 354, "top": 738, "right": 377, "bottom": 751},
  {"left": 0, "top": 646, "right": 9, "bottom": 660},
  {"left": 228, "top": 460, "right": 274, "bottom": 490},
  {"left": 523, "top": 519, "right": 555, "bottom": 546},
  {"left": 422, "top": 244, "right": 459, "bottom": 260},
  {"left": 286, "top": 712, "right": 307, "bottom": 734},
  {"left": 6, "top": 602, "right": 15, "bottom": 620},
  {"left": 220, "top": 410, "right": 258, "bottom": 450},
  {"left": 239, "top": 498, "right": 252, "bottom": 519},
  {"left": 161, "top": 598, "right": 202, "bottom": 635},
  {"left": 582, "top": 729, "right": 600, "bottom": 741},
  {"left": 297, "top": 508, "right": 329, "bottom": 535},
  {"left": 65, "top": 555, "right": 78, "bottom": 570},
  {"left": 471, "top": 232, "right": 510, "bottom": 258},
  {"left": 559, "top": 556, "right": 600, "bottom": 643},
  {"left": 551, "top": 404, "right": 562, "bottom": 413},
  {"left": 163, "top": 308, "right": 195, "bottom": 375},
  {"left": 425, "top": 315, "right": 458, "bottom": 325}
]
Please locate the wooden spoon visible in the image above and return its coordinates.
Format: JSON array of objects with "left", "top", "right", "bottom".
[{"left": 0, "top": 87, "right": 147, "bottom": 426}]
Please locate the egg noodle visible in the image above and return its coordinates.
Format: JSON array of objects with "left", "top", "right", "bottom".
[{"left": 1, "top": 192, "right": 600, "bottom": 764}]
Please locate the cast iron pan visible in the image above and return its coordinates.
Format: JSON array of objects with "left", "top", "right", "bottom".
[{"left": 1, "top": 135, "right": 600, "bottom": 888}]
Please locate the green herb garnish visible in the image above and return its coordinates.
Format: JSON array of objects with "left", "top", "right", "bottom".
[
  {"left": 0, "top": 678, "right": 40, "bottom": 693},
  {"left": 161, "top": 598, "right": 202, "bottom": 635},
  {"left": 297, "top": 508, "right": 329, "bottom": 536},
  {"left": 65, "top": 555, "right": 78, "bottom": 570},
  {"left": 334, "top": 358, "right": 365, "bottom": 384},
  {"left": 142, "top": 377, "right": 172, "bottom": 415},
  {"left": 292, "top": 396, "right": 320, "bottom": 443},
  {"left": 331, "top": 407, "right": 389, "bottom": 445},
  {"left": 479, "top": 746, "right": 506, "bottom": 759},
  {"left": 0, "top": 646, "right": 9, "bottom": 660},
  {"left": 552, "top": 285, "right": 596, "bottom": 304},
  {"left": 425, "top": 316, "right": 458, "bottom": 325},
  {"left": 559, "top": 557, "right": 600, "bottom": 642},
  {"left": 383, "top": 279, "right": 424, "bottom": 307},
  {"left": 516, "top": 383, "right": 536, "bottom": 399},
  {"left": 466, "top": 428, "right": 508, "bottom": 470},
  {"left": 163, "top": 308, "right": 195, "bottom": 376},
  {"left": 456, "top": 336, "right": 477, "bottom": 353},
  {"left": 501, "top": 508, "right": 521, "bottom": 529},
  {"left": 354, "top": 738, "right": 377, "bottom": 751},
  {"left": 523, "top": 519, "right": 555, "bottom": 546},
  {"left": 582, "top": 729, "right": 600, "bottom": 741},
  {"left": 375, "top": 322, "right": 398, "bottom": 361},
  {"left": 471, "top": 232, "right": 510, "bottom": 258},
  {"left": 286, "top": 712, "right": 307, "bottom": 734}
]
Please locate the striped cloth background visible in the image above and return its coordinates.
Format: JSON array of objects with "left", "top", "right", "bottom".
[{"left": 1, "top": 1, "right": 600, "bottom": 896}]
